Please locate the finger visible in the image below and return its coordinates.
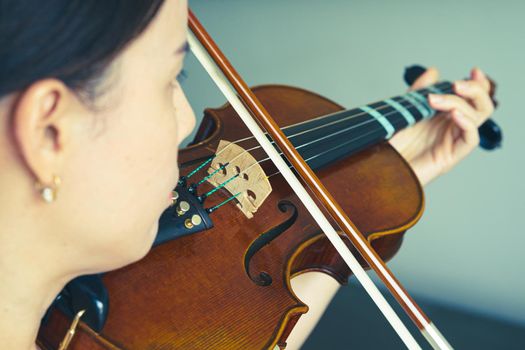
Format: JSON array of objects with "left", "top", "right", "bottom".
[
  {"left": 431, "top": 119, "right": 456, "bottom": 175},
  {"left": 451, "top": 110, "right": 479, "bottom": 145},
  {"left": 410, "top": 67, "right": 440, "bottom": 90},
  {"left": 441, "top": 119, "right": 454, "bottom": 165},
  {"left": 454, "top": 80, "right": 494, "bottom": 121},
  {"left": 471, "top": 67, "right": 491, "bottom": 93},
  {"left": 428, "top": 93, "right": 479, "bottom": 126},
  {"left": 450, "top": 110, "right": 480, "bottom": 158}
]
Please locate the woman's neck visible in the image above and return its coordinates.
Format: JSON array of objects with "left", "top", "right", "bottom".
[{"left": 0, "top": 235, "right": 69, "bottom": 350}]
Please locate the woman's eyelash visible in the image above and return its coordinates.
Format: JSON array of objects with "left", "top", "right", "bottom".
[
  {"left": 176, "top": 69, "right": 188, "bottom": 83},
  {"left": 170, "top": 69, "right": 188, "bottom": 88}
]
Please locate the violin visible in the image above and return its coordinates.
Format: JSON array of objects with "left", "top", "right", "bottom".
[{"left": 37, "top": 10, "right": 501, "bottom": 350}]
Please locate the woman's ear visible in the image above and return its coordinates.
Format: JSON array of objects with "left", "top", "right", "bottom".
[{"left": 10, "top": 79, "right": 73, "bottom": 185}]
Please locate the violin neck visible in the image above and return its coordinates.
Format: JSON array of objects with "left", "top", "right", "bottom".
[{"left": 284, "top": 81, "right": 453, "bottom": 170}]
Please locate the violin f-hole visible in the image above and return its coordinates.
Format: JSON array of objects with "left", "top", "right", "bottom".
[{"left": 244, "top": 200, "right": 298, "bottom": 286}]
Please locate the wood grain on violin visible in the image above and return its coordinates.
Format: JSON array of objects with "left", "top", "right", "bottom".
[{"left": 39, "top": 85, "right": 425, "bottom": 349}]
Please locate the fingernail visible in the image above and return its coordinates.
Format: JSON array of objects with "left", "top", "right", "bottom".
[
  {"left": 473, "top": 67, "right": 486, "bottom": 80},
  {"left": 429, "top": 94, "right": 442, "bottom": 103},
  {"left": 455, "top": 81, "right": 468, "bottom": 91},
  {"left": 452, "top": 109, "right": 463, "bottom": 118}
]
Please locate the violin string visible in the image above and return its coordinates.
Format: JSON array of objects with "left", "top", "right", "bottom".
[
  {"left": 264, "top": 127, "right": 385, "bottom": 179},
  {"left": 190, "top": 85, "right": 452, "bottom": 204},
  {"left": 197, "top": 161, "right": 261, "bottom": 201},
  {"left": 182, "top": 141, "right": 240, "bottom": 184},
  {"left": 231, "top": 83, "right": 452, "bottom": 147},
  {"left": 192, "top": 144, "right": 263, "bottom": 190},
  {"left": 199, "top": 108, "right": 401, "bottom": 203},
  {"left": 203, "top": 127, "right": 383, "bottom": 210},
  {"left": 192, "top": 88, "right": 447, "bottom": 186},
  {"left": 184, "top": 155, "right": 215, "bottom": 180},
  {"left": 259, "top": 86, "right": 455, "bottom": 177},
  {"left": 199, "top": 173, "right": 240, "bottom": 201},
  {"left": 206, "top": 192, "right": 241, "bottom": 214},
  {"left": 215, "top": 86, "right": 452, "bottom": 169},
  {"left": 197, "top": 162, "right": 229, "bottom": 186}
]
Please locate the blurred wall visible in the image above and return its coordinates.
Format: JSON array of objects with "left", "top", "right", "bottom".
[{"left": 184, "top": 0, "right": 525, "bottom": 326}]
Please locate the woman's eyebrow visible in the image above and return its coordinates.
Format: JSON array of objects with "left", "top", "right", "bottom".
[{"left": 174, "top": 41, "right": 189, "bottom": 55}]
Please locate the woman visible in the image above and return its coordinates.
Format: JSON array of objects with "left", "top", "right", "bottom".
[{"left": 0, "top": 0, "right": 494, "bottom": 349}]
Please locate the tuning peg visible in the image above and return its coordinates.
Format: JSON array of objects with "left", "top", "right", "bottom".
[{"left": 404, "top": 65, "right": 427, "bottom": 86}]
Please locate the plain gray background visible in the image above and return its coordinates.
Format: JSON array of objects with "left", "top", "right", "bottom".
[{"left": 183, "top": 0, "right": 525, "bottom": 336}]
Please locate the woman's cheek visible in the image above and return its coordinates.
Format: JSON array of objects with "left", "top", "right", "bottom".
[
  {"left": 172, "top": 87, "right": 196, "bottom": 145},
  {"left": 149, "top": 98, "right": 183, "bottom": 209}
]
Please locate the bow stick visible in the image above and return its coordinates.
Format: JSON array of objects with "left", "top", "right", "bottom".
[{"left": 188, "top": 9, "right": 452, "bottom": 350}]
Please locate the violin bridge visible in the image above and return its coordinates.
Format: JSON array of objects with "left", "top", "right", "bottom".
[{"left": 207, "top": 140, "right": 272, "bottom": 218}]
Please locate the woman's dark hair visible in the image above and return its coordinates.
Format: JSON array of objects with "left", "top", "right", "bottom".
[{"left": 0, "top": 0, "right": 165, "bottom": 105}]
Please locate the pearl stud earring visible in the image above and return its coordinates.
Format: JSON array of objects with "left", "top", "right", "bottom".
[{"left": 35, "top": 175, "right": 61, "bottom": 203}]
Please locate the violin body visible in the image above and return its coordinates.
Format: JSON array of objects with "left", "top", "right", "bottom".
[{"left": 38, "top": 85, "right": 424, "bottom": 349}]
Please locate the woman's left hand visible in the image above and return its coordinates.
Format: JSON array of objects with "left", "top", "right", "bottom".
[{"left": 389, "top": 67, "right": 495, "bottom": 185}]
